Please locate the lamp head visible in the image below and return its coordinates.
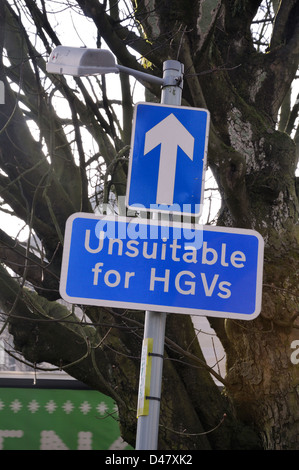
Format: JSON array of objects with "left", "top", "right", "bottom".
[{"left": 46, "top": 46, "right": 118, "bottom": 76}]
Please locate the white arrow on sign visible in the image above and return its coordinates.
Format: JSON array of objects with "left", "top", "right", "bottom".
[{"left": 144, "top": 113, "right": 195, "bottom": 205}]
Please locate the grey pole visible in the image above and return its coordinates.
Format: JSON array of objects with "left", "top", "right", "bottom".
[{"left": 135, "top": 60, "right": 184, "bottom": 451}]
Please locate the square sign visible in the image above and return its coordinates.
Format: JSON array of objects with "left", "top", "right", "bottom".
[
  {"left": 126, "top": 102, "right": 210, "bottom": 216},
  {"left": 60, "top": 213, "right": 264, "bottom": 320}
]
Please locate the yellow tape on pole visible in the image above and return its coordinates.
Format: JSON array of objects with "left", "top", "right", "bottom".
[{"left": 136, "top": 338, "right": 153, "bottom": 417}]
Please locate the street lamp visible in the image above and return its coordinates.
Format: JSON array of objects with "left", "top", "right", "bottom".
[
  {"left": 47, "top": 45, "right": 184, "bottom": 451},
  {"left": 46, "top": 45, "right": 178, "bottom": 87}
]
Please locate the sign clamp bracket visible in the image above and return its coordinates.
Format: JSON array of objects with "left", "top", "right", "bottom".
[
  {"left": 145, "top": 396, "right": 161, "bottom": 402},
  {"left": 148, "top": 352, "right": 164, "bottom": 359}
]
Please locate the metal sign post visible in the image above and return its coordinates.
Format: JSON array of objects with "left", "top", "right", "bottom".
[{"left": 135, "top": 60, "right": 184, "bottom": 450}]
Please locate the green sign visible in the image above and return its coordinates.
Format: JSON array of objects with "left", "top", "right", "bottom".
[{"left": 0, "top": 387, "right": 131, "bottom": 450}]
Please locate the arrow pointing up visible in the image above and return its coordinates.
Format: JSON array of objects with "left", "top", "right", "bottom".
[{"left": 144, "top": 113, "right": 195, "bottom": 205}]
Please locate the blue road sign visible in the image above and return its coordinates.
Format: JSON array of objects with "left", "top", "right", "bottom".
[
  {"left": 60, "top": 213, "right": 264, "bottom": 320},
  {"left": 126, "top": 103, "right": 210, "bottom": 216}
]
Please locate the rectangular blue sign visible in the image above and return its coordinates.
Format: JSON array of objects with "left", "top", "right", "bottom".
[
  {"left": 126, "top": 102, "right": 210, "bottom": 216},
  {"left": 60, "top": 214, "right": 264, "bottom": 320}
]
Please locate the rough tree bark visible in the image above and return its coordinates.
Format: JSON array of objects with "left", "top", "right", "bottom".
[{"left": 0, "top": 0, "right": 299, "bottom": 450}]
